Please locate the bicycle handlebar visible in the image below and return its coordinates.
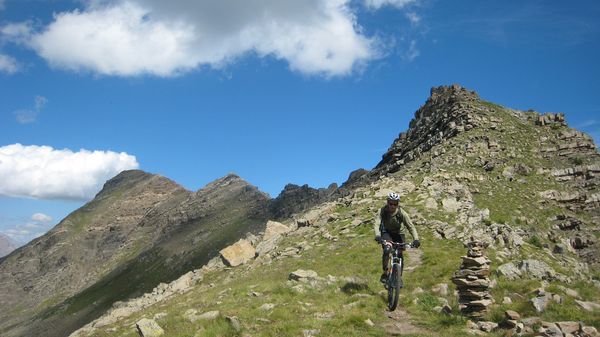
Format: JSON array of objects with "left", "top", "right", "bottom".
[{"left": 380, "top": 240, "right": 414, "bottom": 249}]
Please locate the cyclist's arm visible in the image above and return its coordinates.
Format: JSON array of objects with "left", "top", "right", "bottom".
[
  {"left": 374, "top": 208, "right": 386, "bottom": 239},
  {"left": 401, "top": 208, "right": 419, "bottom": 240}
]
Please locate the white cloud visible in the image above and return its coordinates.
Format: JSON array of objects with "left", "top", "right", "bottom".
[
  {"left": 403, "top": 39, "right": 419, "bottom": 61},
  {"left": 1, "top": 22, "right": 34, "bottom": 45},
  {"left": 0, "top": 143, "right": 139, "bottom": 200},
  {"left": 405, "top": 11, "right": 421, "bottom": 25},
  {"left": 28, "top": 0, "right": 377, "bottom": 77},
  {"left": 31, "top": 213, "right": 53, "bottom": 223},
  {"left": 364, "top": 0, "right": 416, "bottom": 10},
  {"left": 14, "top": 95, "right": 48, "bottom": 124},
  {"left": 0, "top": 53, "right": 19, "bottom": 74}
]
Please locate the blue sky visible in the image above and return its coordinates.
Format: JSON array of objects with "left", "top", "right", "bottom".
[{"left": 1, "top": 0, "right": 599, "bottom": 245}]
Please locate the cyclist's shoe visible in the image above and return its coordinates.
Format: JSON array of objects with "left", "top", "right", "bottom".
[{"left": 380, "top": 272, "right": 387, "bottom": 284}]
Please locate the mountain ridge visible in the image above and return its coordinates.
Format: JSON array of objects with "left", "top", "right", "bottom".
[{"left": 2, "top": 84, "right": 599, "bottom": 337}]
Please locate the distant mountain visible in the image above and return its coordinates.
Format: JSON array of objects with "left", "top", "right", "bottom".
[
  {"left": 0, "top": 233, "right": 18, "bottom": 258},
  {"left": 0, "top": 171, "right": 272, "bottom": 337}
]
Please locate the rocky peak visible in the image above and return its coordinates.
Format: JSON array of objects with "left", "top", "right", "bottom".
[
  {"left": 199, "top": 173, "right": 243, "bottom": 191},
  {"left": 95, "top": 170, "right": 182, "bottom": 199},
  {"left": 373, "top": 84, "right": 484, "bottom": 176},
  {"left": 196, "top": 173, "right": 270, "bottom": 202}
]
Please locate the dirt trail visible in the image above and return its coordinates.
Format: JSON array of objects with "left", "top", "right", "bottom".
[{"left": 380, "top": 248, "right": 431, "bottom": 336}]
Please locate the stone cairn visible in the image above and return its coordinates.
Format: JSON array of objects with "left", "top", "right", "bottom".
[{"left": 451, "top": 241, "right": 493, "bottom": 319}]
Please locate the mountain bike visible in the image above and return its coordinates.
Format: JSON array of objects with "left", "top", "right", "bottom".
[{"left": 381, "top": 240, "right": 414, "bottom": 311}]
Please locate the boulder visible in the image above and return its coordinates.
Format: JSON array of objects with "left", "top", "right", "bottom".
[
  {"left": 582, "top": 326, "right": 599, "bottom": 337},
  {"left": 478, "top": 321, "right": 498, "bottom": 332},
  {"left": 442, "top": 197, "right": 460, "bottom": 212},
  {"left": 197, "top": 311, "right": 220, "bottom": 320},
  {"left": 504, "top": 310, "right": 520, "bottom": 320},
  {"left": 556, "top": 321, "right": 581, "bottom": 335},
  {"left": 136, "top": 318, "right": 164, "bottom": 337},
  {"left": 518, "top": 259, "right": 556, "bottom": 280},
  {"left": 575, "top": 300, "right": 600, "bottom": 312},
  {"left": 220, "top": 239, "right": 256, "bottom": 267},
  {"left": 264, "top": 220, "right": 291, "bottom": 241},
  {"left": 226, "top": 316, "right": 242, "bottom": 332},
  {"left": 289, "top": 269, "right": 319, "bottom": 282},
  {"left": 540, "top": 322, "right": 563, "bottom": 337},
  {"left": 530, "top": 293, "right": 562, "bottom": 313}
]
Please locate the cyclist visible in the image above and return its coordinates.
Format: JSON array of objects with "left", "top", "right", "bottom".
[{"left": 374, "top": 192, "right": 421, "bottom": 283}]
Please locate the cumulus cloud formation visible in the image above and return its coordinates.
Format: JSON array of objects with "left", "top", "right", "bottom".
[
  {"left": 1, "top": 22, "right": 34, "bottom": 44},
  {"left": 28, "top": 0, "right": 377, "bottom": 77},
  {"left": 403, "top": 39, "right": 419, "bottom": 61},
  {"left": 14, "top": 95, "right": 48, "bottom": 124},
  {"left": 32, "top": 213, "right": 53, "bottom": 223},
  {"left": 0, "top": 53, "right": 19, "bottom": 73},
  {"left": 0, "top": 213, "right": 54, "bottom": 245},
  {"left": 0, "top": 22, "right": 34, "bottom": 74},
  {"left": 0, "top": 144, "right": 139, "bottom": 200},
  {"left": 363, "top": 0, "right": 416, "bottom": 9}
]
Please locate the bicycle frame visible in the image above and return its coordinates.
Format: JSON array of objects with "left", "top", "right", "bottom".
[
  {"left": 384, "top": 241, "right": 411, "bottom": 279},
  {"left": 383, "top": 241, "right": 412, "bottom": 311}
]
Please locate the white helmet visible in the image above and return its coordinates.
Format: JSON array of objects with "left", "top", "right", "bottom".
[{"left": 387, "top": 192, "right": 400, "bottom": 201}]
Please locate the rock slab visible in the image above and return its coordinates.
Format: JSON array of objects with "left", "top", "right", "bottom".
[
  {"left": 136, "top": 318, "right": 164, "bottom": 337},
  {"left": 220, "top": 239, "right": 256, "bottom": 267}
]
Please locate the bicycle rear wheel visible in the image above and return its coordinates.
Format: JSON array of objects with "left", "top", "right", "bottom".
[{"left": 387, "top": 264, "right": 401, "bottom": 311}]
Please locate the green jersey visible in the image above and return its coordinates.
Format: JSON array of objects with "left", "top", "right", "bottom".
[{"left": 374, "top": 206, "right": 419, "bottom": 240}]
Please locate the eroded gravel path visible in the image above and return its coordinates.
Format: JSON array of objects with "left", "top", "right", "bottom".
[{"left": 380, "top": 248, "right": 431, "bottom": 336}]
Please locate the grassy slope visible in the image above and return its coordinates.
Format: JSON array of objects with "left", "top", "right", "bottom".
[
  {"left": 79, "top": 101, "right": 600, "bottom": 336},
  {"left": 82, "top": 189, "right": 599, "bottom": 336}
]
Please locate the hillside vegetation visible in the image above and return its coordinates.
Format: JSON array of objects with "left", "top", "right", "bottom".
[{"left": 69, "top": 85, "right": 600, "bottom": 337}]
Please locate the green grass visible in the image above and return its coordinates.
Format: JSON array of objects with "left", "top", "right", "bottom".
[{"left": 64, "top": 98, "right": 600, "bottom": 337}]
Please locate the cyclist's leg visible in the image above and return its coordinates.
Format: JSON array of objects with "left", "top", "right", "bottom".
[{"left": 381, "top": 233, "right": 393, "bottom": 282}]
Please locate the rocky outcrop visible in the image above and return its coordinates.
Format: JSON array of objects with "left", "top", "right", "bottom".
[
  {"left": 373, "top": 84, "right": 484, "bottom": 175},
  {"left": 269, "top": 183, "right": 339, "bottom": 219}
]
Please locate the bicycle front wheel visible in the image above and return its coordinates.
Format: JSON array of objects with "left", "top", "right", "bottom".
[{"left": 387, "top": 264, "right": 401, "bottom": 311}]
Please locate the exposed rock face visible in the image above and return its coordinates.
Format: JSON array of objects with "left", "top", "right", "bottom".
[
  {"left": 0, "top": 171, "right": 272, "bottom": 337},
  {"left": 0, "top": 233, "right": 18, "bottom": 258},
  {"left": 269, "top": 183, "right": 339, "bottom": 219},
  {"left": 374, "top": 84, "right": 483, "bottom": 175}
]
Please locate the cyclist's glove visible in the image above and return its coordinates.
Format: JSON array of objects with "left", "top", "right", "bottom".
[
  {"left": 412, "top": 239, "right": 421, "bottom": 248},
  {"left": 375, "top": 235, "right": 382, "bottom": 243}
]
